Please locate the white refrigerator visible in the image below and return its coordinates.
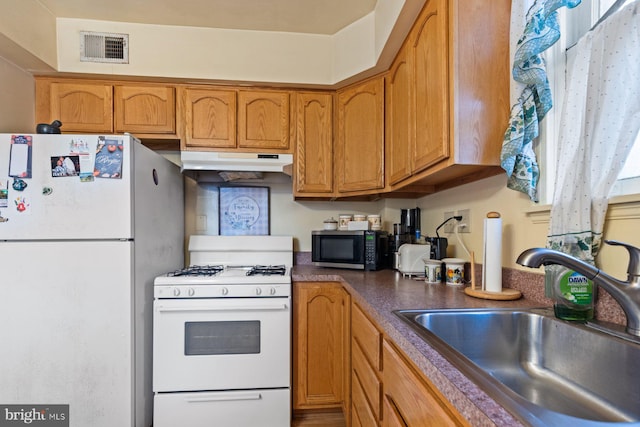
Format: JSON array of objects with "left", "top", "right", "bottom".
[{"left": 0, "top": 134, "right": 184, "bottom": 427}]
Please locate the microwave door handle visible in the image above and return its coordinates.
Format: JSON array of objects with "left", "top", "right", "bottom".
[
  {"left": 156, "top": 303, "right": 288, "bottom": 313},
  {"left": 185, "top": 391, "right": 262, "bottom": 403}
]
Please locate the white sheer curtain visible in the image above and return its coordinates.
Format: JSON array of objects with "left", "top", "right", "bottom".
[
  {"left": 501, "top": 0, "right": 582, "bottom": 202},
  {"left": 547, "top": 0, "right": 640, "bottom": 269}
]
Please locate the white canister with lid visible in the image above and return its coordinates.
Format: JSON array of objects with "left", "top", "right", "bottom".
[
  {"left": 443, "top": 258, "right": 466, "bottom": 285},
  {"left": 367, "top": 214, "right": 382, "bottom": 230},
  {"left": 338, "top": 214, "right": 352, "bottom": 230},
  {"left": 323, "top": 217, "right": 338, "bottom": 230}
]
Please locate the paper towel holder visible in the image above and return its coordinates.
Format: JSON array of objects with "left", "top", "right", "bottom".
[{"left": 464, "top": 211, "right": 522, "bottom": 301}]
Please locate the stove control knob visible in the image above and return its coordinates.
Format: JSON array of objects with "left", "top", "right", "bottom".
[
  {"left": 173, "top": 288, "right": 181, "bottom": 297},
  {"left": 221, "top": 287, "right": 229, "bottom": 296},
  {"left": 188, "top": 288, "right": 195, "bottom": 297},
  {"left": 255, "top": 287, "right": 262, "bottom": 296},
  {"left": 270, "top": 287, "right": 277, "bottom": 295}
]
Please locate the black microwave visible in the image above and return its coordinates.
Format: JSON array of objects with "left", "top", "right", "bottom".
[{"left": 311, "top": 230, "right": 390, "bottom": 270}]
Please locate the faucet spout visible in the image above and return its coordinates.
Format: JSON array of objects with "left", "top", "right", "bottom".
[{"left": 516, "top": 240, "right": 640, "bottom": 337}]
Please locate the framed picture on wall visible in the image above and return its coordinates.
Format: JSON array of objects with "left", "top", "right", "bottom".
[{"left": 219, "top": 186, "right": 270, "bottom": 235}]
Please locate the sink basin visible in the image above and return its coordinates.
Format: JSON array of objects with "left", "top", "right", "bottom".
[{"left": 394, "top": 308, "right": 640, "bottom": 426}]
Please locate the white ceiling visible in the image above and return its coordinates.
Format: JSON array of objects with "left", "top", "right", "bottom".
[{"left": 36, "top": 0, "right": 378, "bottom": 35}]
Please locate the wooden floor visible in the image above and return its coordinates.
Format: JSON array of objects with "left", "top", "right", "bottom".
[{"left": 292, "top": 410, "right": 346, "bottom": 427}]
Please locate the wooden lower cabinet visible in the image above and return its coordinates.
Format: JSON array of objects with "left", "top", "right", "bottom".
[
  {"left": 293, "top": 282, "right": 350, "bottom": 413},
  {"left": 294, "top": 286, "right": 469, "bottom": 427},
  {"left": 382, "top": 339, "right": 469, "bottom": 427}
]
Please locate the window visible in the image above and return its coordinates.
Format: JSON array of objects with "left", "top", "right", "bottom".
[{"left": 541, "top": 0, "right": 640, "bottom": 202}]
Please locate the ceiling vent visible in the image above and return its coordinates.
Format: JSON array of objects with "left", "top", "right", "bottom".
[{"left": 80, "top": 31, "right": 129, "bottom": 63}]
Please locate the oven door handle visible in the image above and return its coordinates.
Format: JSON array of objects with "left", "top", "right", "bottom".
[
  {"left": 156, "top": 303, "right": 288, "bottom": 313},
  {"left": 185, "top": 391, "right": 263, "bottom": 403}
]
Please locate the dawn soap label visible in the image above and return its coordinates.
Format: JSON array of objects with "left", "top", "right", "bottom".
[{"left": 558, "top": 270, "right": 594, "bottom": 305}]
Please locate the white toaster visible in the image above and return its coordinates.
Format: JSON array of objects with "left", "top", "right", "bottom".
[{"left": 397, "top": 243, "right": 432, "bottom": 276}]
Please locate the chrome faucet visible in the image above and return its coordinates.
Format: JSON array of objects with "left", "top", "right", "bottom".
[{"left": 517, "top": 240, "right": 640, "bottom": 337}]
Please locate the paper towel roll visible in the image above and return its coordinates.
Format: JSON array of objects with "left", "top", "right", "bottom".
[{"left": 482, "top": 212, "right": 502, "bottom": 293}]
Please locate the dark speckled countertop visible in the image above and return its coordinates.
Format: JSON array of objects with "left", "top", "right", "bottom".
[{"left": 292, "top": 265, "right": 546, "bottom": 427}]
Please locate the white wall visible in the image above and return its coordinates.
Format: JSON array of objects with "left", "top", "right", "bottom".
[
  {"left": 416, "top": 174, "right": 640, "bottom": 280},
  {"left": 0, "top": 0, "right": 57, "bottom": 70},
  {"left": 53, "top": 0, "right": 411, "bottom": 86},
  {"left": 56, "top": 18, "right": 335, "bottom": 85},
  {"left": 184, "top": 175, "right": 415, "bottom": 252},
  {"left": 183, "top": 170, "right": 640, "bottom": 282},
  {"left": 0, "top": 56, "right": 35, "bottom": 132}
]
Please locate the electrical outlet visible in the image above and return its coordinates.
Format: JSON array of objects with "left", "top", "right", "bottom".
[
  {"left": 443, "top": 211, "right": 455, "bottom": 233},
  {"left": 457, "top": 209, "right": 471, "bottom": 233},
  {"left": 196, "top": 215, "right": 207, "bottom": 231}
]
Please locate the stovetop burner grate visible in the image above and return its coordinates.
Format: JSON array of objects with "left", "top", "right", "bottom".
[
  {"left": 170, "top": 265, "right": 224, "bottom": 277},
  {"left": 246, "top": 265, "right": 287, "bottom": 276}
]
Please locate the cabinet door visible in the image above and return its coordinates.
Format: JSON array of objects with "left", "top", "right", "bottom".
[
  {"left": 182, "top": 88, "right": 237, "bottom": 149},
  {"left": 382, "top": 339, "right": 467, "bottom": 427},
  {"left": 293, "top": 282, "right": 349, "bottom": 409},
  {"left": 49, "top": 82, "right": 113, "bottom": 133},
  {"left": 238, "top": 90, "right": 291, "bottom": 151},
  {"left": 114, "top": 85, "right": 175, "bottom": 134},
  {"left": 336, "top": 78, "right": 384, "bottom": 193},
  {"left": 385, "top": 44, "right": 413, "bottom": 186},
  {"left": 294, "top": 92, "right": 333, "bottom": 195},
  {"left": 411, "top": 0, "right": 450, "bottom": 172}
]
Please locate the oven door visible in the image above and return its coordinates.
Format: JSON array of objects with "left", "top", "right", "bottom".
[{"left": 153, "top": 297, "right": 291, "bottom": 392}]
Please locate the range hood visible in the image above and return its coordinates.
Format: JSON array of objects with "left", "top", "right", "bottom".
[{"left": 180, "top": 151, "right": 293, "bottom": 174}]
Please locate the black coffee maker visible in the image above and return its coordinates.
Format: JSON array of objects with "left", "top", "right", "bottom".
[
  {"left": 426, "top": 237, "right": 448, "bottom": 260},
  {"left": 390, "top": 208, "right": 421, "bottom": 269},
  {"left": 401, "top": 208, "right": 421, "bottom": 242}
]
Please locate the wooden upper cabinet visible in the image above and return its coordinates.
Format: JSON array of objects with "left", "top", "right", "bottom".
[
  {"left": 37, "top": 78, "right": 179, "bottom": 144},
  {"left": 384, "top": 0, "right": 509, "bottom": 192},
  {"left": 49, "top": 82, "right": 113, "bottom": 133},
  {"left": 181, "top": 88, "right": 237, "bottom": 149},
  {"left": 114, "top": 85, "right": 175, "bottom": 134},
  {"left": 385, "top": 44, "right": 413, "bottom": 186},
  {"left": 294, "top": 92, "right": 333, "bottom": 195},
  {"left": 411, "top": 0, "right": 449, "bottom": 173},
  {"left": 238, "top": 90, "right": 291, "bottom": 151},
  {"left": 336, "top": 77, "right": 385, "bottom": 193}
]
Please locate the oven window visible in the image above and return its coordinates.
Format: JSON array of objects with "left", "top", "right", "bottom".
[{"left": 185, "top": 321, "right": 260, "bottom": 355}]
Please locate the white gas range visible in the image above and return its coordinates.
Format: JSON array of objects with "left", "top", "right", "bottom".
[{"left": 152, "top": 235, "right": 293, "bottom": 427}]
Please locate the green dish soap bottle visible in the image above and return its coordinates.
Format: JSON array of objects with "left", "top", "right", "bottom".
[{"left": 550, "top": 265, "right": 595, "bottom": 321}]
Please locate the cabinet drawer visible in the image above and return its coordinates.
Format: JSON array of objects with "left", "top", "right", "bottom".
[
  {"left": 352, "top": 339, "right": 381, "bottom": 420},
  {"left": 382, "top": 395, "right": 408, "bottom": 427},
  {"left": 383, "top": 340, "right": 466, "bottom": 427},
  {"left": 352, "top": 367, "right": 378, "bottom": 427},
  {"left": 352, "top": 303, "right": 382, "bottom": 370}
]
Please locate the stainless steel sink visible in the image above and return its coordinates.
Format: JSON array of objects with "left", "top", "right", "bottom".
[{"left": 394, "top": 308, "right": 640, "bottom": 426}]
